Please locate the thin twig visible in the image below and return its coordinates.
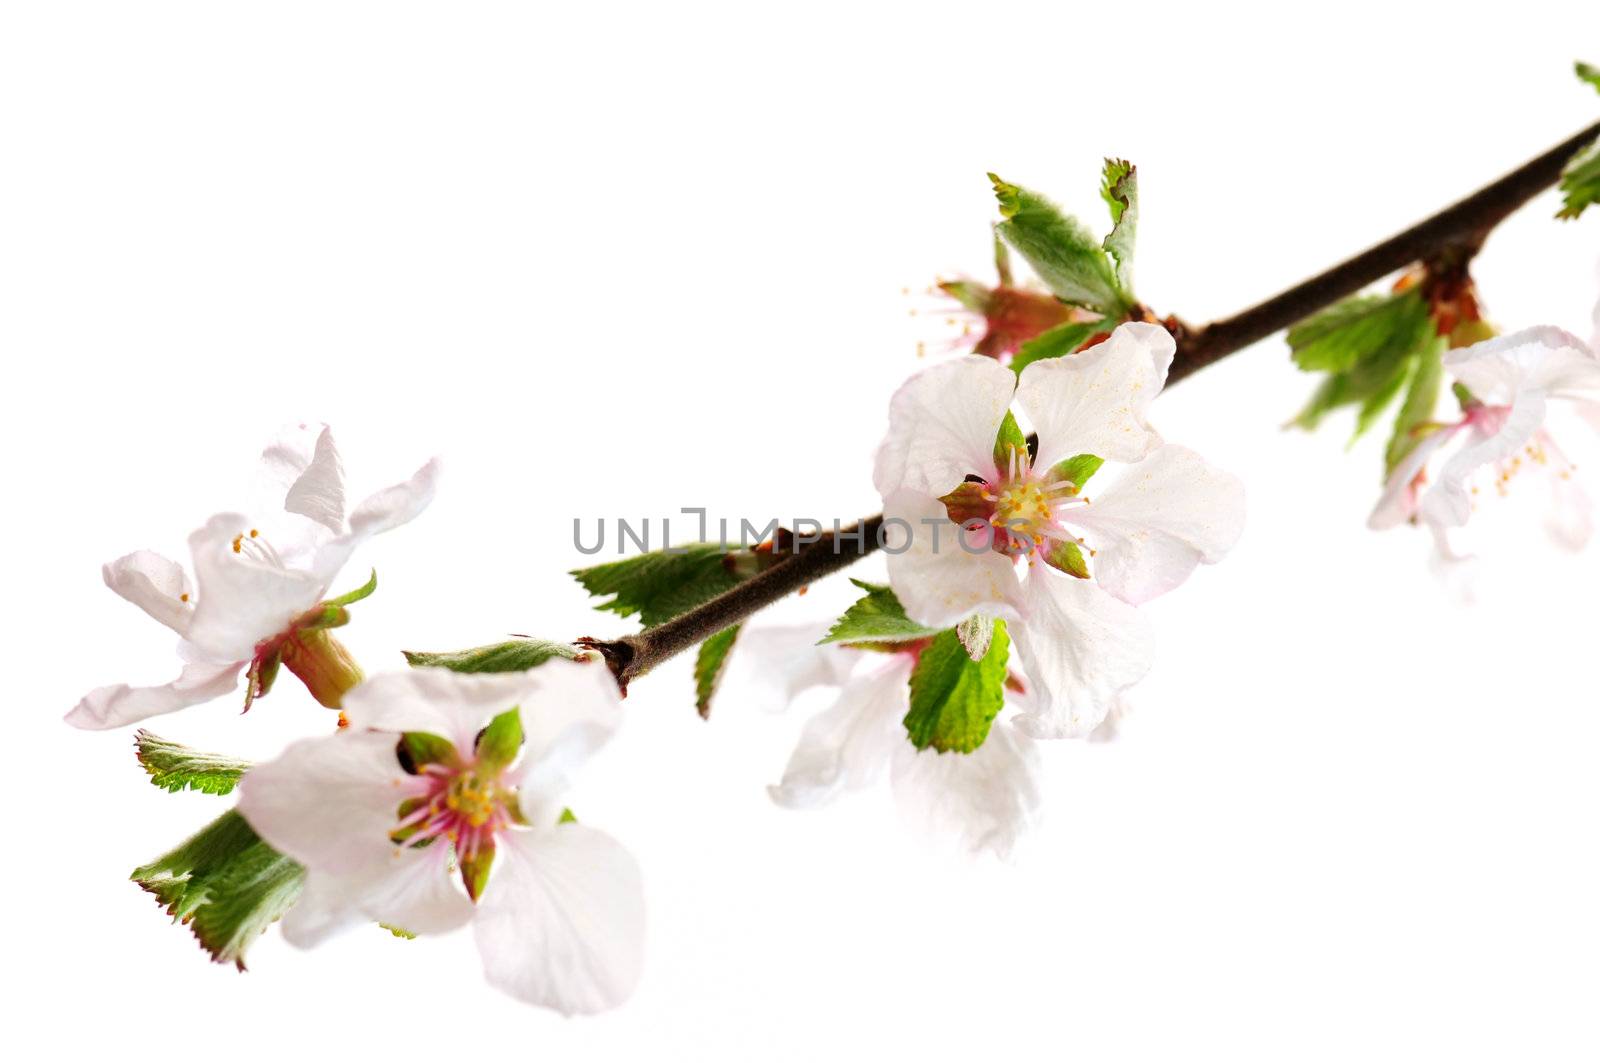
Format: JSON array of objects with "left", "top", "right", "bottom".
[{"left": 588, "top": 120, "right": 1600, "bottom": 690}]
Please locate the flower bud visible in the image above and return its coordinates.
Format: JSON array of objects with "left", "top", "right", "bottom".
[{"left": 280, "top": 627, "right": 364, "bottom": 709}]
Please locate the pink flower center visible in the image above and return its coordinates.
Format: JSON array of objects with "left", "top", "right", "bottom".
[
  {"left": 943, "top": 446, "right": 1089, "bottom": 560},
  {"left": 393, "top": 760, "right": 512, "bottom": 863}
]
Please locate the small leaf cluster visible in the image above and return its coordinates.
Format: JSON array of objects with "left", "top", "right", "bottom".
[
  {"left": 986, "top": 159, "right": 1142, "bottom": 372},
  {"left": 1288, "top": 287, "right": 1447, "bottom": 476}
]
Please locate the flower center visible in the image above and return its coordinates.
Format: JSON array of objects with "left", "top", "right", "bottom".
[
  {"left": 980, "top": 447, "right": 1086, "bottom": 558},
  {"left": 231, "top": 527, "right": 286, "bottom": 568},
  {"left": 393, "top": 760, "right": 511, "bottom": 860}
]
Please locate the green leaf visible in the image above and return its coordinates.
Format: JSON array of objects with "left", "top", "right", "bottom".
[
  {"left": 1287, "top": 290, "right": 1431, "bottom": 374},
  {"left": 404, "top": 638, "right": 580, "bottom": 674},
  {"left": 476, "top": 707, "right": 523, "bottom": 770},
  {"left": 903, "top": 623, "right": 1010, "bottom": 753},
  {"left": 988, "top": 174, "right": 1129, "bottom": 315},
  {"left": 693, "top": 625, "right": 740, "bottom": 720},
  {"left": 135, "top": 731, "right": 250, "bottom": 796},
  {"left": 1050, "top": 453, "right": 1104, "bottom": 494},
  {"left": 1557, "top": 137, "right": 1600, "bottom": 220},
  {"left": 1100, "top": 158, "right": 1138, "bottom": 294},
  {"left": 1578, "top": 60, "right": 1600, "bottom": 94},
  {"left": 1045, "top": 538, "right": 1091, "bottom": 579},
  {"left": 938, "top": 279, "right": 990, "bottom": 313},
  {"left": 1383, "top": 336, "right": 1446, "bottom": 475},
  {"left": 1010, "top": 319, "right": 1105, "bottom": 374},
  {"left": 993, "top": 410, "right": 1027, "bottom": 469},
  {"left": 324, "top": 569, "right": 378, "bottom": 608},
  {"left": 132, "top": 810, "right": 305, "bottom": 971},
  {"left": 571, "top": 543, "right": 741, "bottom": 627},
  {"left": 820, "top": 579, "right": 942, "bottom": 645}
]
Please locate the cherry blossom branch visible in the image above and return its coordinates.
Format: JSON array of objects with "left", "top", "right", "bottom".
[{"left": 587, "top": 119, "right": 1600, "bottom": 690}]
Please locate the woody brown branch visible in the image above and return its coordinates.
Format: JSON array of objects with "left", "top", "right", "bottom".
[{"left": 588, "top": 119, "right": 1600, "bottom": 691}]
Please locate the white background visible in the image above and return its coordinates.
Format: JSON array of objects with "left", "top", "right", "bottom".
[{"left": 6, "top": 2, "right": 1600, "bottom": 1059}]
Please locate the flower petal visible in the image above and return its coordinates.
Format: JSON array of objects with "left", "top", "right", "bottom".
[
  {"left": 719, "top": 625, "right": 857, "bottom": 713},
  {"left": 768, "top": 656, "right": 911, "bottom": 809},
  {"left": 1369, "top": 425, "right": 1460, "bottom": 531},
  {"left": 474, "top": 824, "right": 646, "bottom": 1015},
  {"left": 1420, "top": 389, "right": 1547, "bottom": 530},
  {"left": 512, "top": 659, "right": 626, "bottom": 827},
  {"left": 888, "top": 712, "right": 1042, "bottom": 860},
  {"left": 1545, "top": 464, "right": 1594, "bottom": 550},
  {"left": 102, "top": 550, "right": 194, "bottom": 635},
  {"left": 281, "top": 425, "right": 347, "bottom": 534},
  {"left": 341, "top": 667, "right": 544, "bottom": 752},
  {"left": 184, "top": 512, "right": 328, "bottom": 661},
  {"left": 882, "top": 489, "right": 1023, "bottom": 628},
  {"left": 1009, "top": 571, "right": 1155, "bottom": 739},
  {"left": 873, "top": 356, "right": 1016, "bottom": 498},
  {"left": 65, "top": 659, "right": 243, "bottom": 730},
  {"left": 237, "top": 730, "right": 414, "bottom": 874},
  {"left": 1065, "top": 444, "right": 1246, "bottom": 605},
  {"left": 1444, "top": 327, "right": 1600, "bottom": 405},
  {"left": 281, "top": 847, "right": 474, "bottom": 947},
  {"left": 310, "top": 457, "right": 441, "bottom": 587},
  {"left": 1015, "top": 321, "right": 1170, "bottom": 471}
]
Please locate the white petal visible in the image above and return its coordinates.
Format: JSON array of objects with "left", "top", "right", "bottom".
[
  {"left": 65, "top": 659, "right": 243, "bottom": 730},
  {"left": 183, "top": 512, "right": 327, "bottom": 661},
  {"left": 282, "top": 847, "right": 474, "bottom": 947},
  {"left": 768, "top": 656, "right": 911, "bottom": 809},
  {"left": 102, "top": 550, "right": 194, "bottom": 635},
  {"left": 1369, "top": 426, "right": 1459, "bottom": 531},
  {"left": 341, "top": 667, "right": 543, "bottom": 751},
  {"left": 889, "top": 713, "right": 1042, "bottom": 860},
  {"left": 882, "top": 489, "right": 1023, "bottom": 628},
  {"left": 513, "top": 659, "right": 626, "bottom": 827},
  {"left": 1009, "top": 571, "right": 1155, "bottom": 740},
  {"left": 474, "top": 824, "right": 646, "bottom": 1015},
  {"left": 310, "top": 457, "right": 441, "bottom": 587},
  {"left": 237, "top": 730, "right": 413, "bottom": 874},
  {"left": 1065, "top": 444, "right": 1246, "bottom": 605},
  {"left": 1444, "top": 327, "right": 1600, "bottom": 405},
  {"left": 282, "top": 426, "right": 347, "bottom": 533},
  {"left": 719, "top": 625, "right": 856, "bottom": 713},
  {"left": 1419, "top": 390, "right": 1546, "bottom": 530},
  {"left": 1015, "top": 321, "right": 1170, "bottom": 471},
  {"left": 872, "top": 356, "right": 1016, "bottom": 498},
  {"left": 1545, "top": 467, "right": 1593, "bottom": 551}
]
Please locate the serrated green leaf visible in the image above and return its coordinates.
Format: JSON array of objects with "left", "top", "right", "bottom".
[
  {"left": 903, "top": 622, "right": 1010, "bottom": 753},
  {"left": 988, "top": 174, "right": 1129, "bottom": 316},
  {"left": 821, "top": 580, "right": 942, "bottom": 645},
  {"left": 1578, "top": 61, "right": 1600, "bottom": 94},
  {"left": 1100, "top": 158, "right": 1137, "bottom": 294},
  {"left": 571, "top": 543, "right": 741, "bottom": 628},
  {"left": 1010, "top": 319, "right": 1105, "bottom": 374},
  {"left": 1050, "top": 453, "right": 1104, "bottom": 494},
  {"left": 1383, "top": 336, "right": 1446, "bottom": 475},
  {"left": 1287, "top": 290, "right": 1430, "bottom": 373},
  {"left": 404, "top": 638, "right": 580, "bottom": 674},
  {"left": 135, "top": 731, "right": 251, "bottom": 796},
  {"left": 694, "top": 625, "right": 740, "bottom": 719},
  {"left": 132, "top": 810, "right": 305, "bottom": 971},
  {"left": 993, "top": 410, "right": 1027, "bottom": 470},
  {"left": 476, "top": 707, "right": 523, "bottom": 770},
  {"left": 1557, "top": 137, "right": 1600, "bottom": 220}
]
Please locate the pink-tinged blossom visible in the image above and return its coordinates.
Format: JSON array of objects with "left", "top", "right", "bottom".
[
  {"left": 238, "top": 661, "right": 645, "bottom": 1015},
  {"left": 68, "top": 424, "right": 438, "bottom": 729},
  {"left": 1370, "top": 325, "right": 1600, "bottom": 559},
  {"left": 873, "top": 323, "right": 1245, "bottom": 738}
]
